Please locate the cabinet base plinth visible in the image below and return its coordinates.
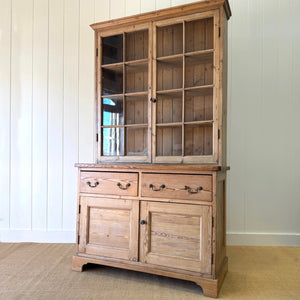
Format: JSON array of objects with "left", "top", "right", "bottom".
[{"left": 72, "top": 255, "right": 228, "bottom": 298}]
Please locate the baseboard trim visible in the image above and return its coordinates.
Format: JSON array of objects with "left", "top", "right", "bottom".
[
  {"left": 227, "top": 232, "right": 300, "bottom": 246},
  {"left": 0, "top": 230, "right": 76, "bottom": 243}
]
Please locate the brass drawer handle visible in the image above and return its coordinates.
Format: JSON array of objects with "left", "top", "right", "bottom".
[
  {"left": 184, "top": 185, "right": 203, "bottom": 194},
  {"left": 117, "top": 182, "right": 131, "bottom": 190},
  {"left": 149, "top": 184, "right": 165, "bottom": 191},
  {"left": 86, "top": 181, "right": 99, "bottom": 188}
]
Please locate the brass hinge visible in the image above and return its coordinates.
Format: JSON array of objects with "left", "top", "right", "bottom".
[
  {"left": 96, "top": 48, "right": 98, "bottom": 57},
  {"left": 77, "top": 235, "right": 80, "bottom": 244},
  {"left": 78, "top": 205, "right": 81, "bottom": 214},
  {"left": 219, "top": 27, "right": 221, "bottom": 37},
  {"left": 218, "top": 129, "right": 220, "bottom": 139},
  {"left": 96, "top": 133, "right": 99, "bottom": 142},
  {"left": 211, "top": 253, "right": 214, "bottom": 264}
]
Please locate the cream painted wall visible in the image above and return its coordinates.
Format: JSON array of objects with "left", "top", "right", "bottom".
[{"left": 0, "top": 0, "right": 299, "bottom": 245}]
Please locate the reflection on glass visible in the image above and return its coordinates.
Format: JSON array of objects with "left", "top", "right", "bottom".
[
  {"left": 126, "top": 127, "right": 147, "bottom": 156},
  {"left": 102, "top": 97, "right": 124, "bottom": 126},
  {"left": 102, "top": 127, "right": 124, "bottom": 156}
]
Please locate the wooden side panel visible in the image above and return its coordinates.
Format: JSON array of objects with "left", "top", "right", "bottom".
[
  {"left": 220, "top": 7, "right": 228, "bottom": 166},
  {"left": 0, "top": 0, "right": 12, "bottom": 229},
  {"left": 140, "top": 201, "right": 212, "bottom": 274},
  {"left": 215, "top": 177, "right": 226, "bottom": 276},
  {"left": 10, "top": 0, "right": 33, "bottom": 229},
  {"left": 79, "top": 197, "right": 139, "bottom": 261}
]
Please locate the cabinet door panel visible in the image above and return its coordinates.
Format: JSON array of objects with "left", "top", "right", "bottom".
[
  {"left": 79, "top": 197, "right": 138, "bottom": 261},
  {"left": 140, "top": 201, "right": 212, "bottom": 274}
]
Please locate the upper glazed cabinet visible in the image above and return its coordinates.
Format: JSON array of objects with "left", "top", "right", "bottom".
[{"left": 95, "top": 4, "right": 227, "bottom": 165}]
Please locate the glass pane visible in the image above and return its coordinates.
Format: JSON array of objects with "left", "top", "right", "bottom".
[
  {"left": 102, "top": 97, "right": 124, "bottom": 126},
  {"left": 185, "top": 53, "right": 213, "bottom": 88},
  {"left": 126, "top": 127, "right": 147, "bottom": 156},
  {"left": 125, "top": 63, "right": 148, "bottom": 93},
  {"left": 102, "top": 127, "right": 124, "bottom": 156},
  {"left": 125, "top": 95, "right": 147, "bottom": 125},
  {"left": 157, "top": 93, "right": 182, "bottom": 123},
  {"left": 185, "top": 18, "right": 213, "bottom": 53},
  {"left": 102, "top": 68, "right": 123, "bottom": 95},
  {"left": 157, "top": 58, "right": 183, "bottom": 90},
  {"left": 125, "top": 30, "right": 148, "bottom": 61},
  {"left": 184, "top": 88, "right": 213, "bottom": 122},
  {"left": 157, "top": 23, "right": 183, "bottom": 57},
  {"left": 102, "top": 34, "right": 123, "bottom": 65},
  {"left": 184, "top": 124, "right": 212, "bottom": 156},
  {"left": 156, "top": 126, "right": 182, "bottom": 156}
]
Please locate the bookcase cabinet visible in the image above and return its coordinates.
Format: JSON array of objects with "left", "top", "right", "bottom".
[{"left": 73, "top": 1, "right": 231, "bottom": 298}]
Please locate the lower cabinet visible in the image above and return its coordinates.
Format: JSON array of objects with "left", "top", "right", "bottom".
[
  {"left": 78, "top": 196, "right": 212, "bottom": 275},
  {"left": 73, "top": 166, "right": 228, "bottom": 298}
]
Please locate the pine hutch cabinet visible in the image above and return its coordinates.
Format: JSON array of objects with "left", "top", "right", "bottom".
[{"left": 72, "top": 0, "right": 231, "bottom": 298}]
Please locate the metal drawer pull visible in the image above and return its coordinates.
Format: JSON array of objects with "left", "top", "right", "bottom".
[
  {"left": 149, "top": 184, "right": 165, "bottom": 191},
  {"left": 86, "top": 181, "right": 99, "bottom": 188},
  {"left": 184, "top": 185, "right": 203, "bottom": 194},
  {"left": 117, "top": 182, "right": 131, "bottom": 190}
]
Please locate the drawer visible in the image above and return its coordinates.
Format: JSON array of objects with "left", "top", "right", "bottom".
[
  {"left": 141, "top": 173, "right": 212, "bottom": 201},
  {"left": 80, "top": 172, "right": 138, "bottom": 196}
]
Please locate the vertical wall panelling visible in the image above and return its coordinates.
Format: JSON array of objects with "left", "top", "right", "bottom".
[
  {"left": 110, "top": 0, "right": 125, "bottom": 19},
  {"left": 32, "top": 0, "right": 49, "bottom": 230},
  {"left": 0, "top": 0, "right": 299, "bottom": 245},
  {"left": 226, "top": 0, "right": 246, "bottom": 233},
  {"left": 141, "top": 0, "right": 155, "bottom": 13},
  {"left": 155, "top": 0, "right": 170, "bottom": 10},
  {"left": 10, "top": 0, "right": 33, "bottom": 229},
  {"left": 125, "top": 0, "right": 141, "bottom": 16},
  {"left": 94, "top": 0, "right": 110, "bottom": 22},
  {"left": 245, "top": 0, "right": 280, "bottom": 232},
  {"left": 63, "top": 0, "right": 79, "bottom": 230},
  {"left": 171, "top": 0, "right": 187, "bottom": 6},
  {"left": 78, "top": 0, "right": 94, "bottom": 163},
  {"left": 48, "top": 0, "right": 64, "bottom": 230},
  {"left": 0, "top": 0, "right": 12, "bottom": 229}
]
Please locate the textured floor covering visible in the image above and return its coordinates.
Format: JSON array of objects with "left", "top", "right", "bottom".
[{"left": 0, "top": 243, "right": 299, "bottom": 300}]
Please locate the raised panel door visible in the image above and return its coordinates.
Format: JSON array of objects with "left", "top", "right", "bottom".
[
  {"left": 139, "top": 201, "right": 212, "bottom": 274},
  {"left": 79, "top": 197, "right": 139, "bottom": 261}
]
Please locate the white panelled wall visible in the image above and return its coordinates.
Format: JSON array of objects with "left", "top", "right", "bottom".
[{"left": 0, "top": 0, "right": 299, "bottom": 245}]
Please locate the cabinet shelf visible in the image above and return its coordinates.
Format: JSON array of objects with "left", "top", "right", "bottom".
[
  {"left": 101, "top": 62, "right": 123, "bottom": 72},
  {"left": 102, "top": 123, "right": 148, "bottom": 128},
  {"left": 156, "top": 122, "right": 182, "bottom": 127}
]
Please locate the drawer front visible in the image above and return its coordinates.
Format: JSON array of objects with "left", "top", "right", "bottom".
[
  {"left": 141, "top": 173, "right": 212, "bottom": 201},
  {"left": 80, "top": 172, "right": 138, "bottom": 196}
]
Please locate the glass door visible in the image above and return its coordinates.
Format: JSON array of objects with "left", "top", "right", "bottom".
[
  {"left": 153, "top": 11, "right": 219, "bottom": 163},
  {"left": 98, "top": 26, "right": 151, "bottom": 162}
]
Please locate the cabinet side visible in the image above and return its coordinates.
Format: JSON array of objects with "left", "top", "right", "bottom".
[
  {"left": 215, "top": 171, "right": 227, "bottom": 277},
  {"left": 219, "top": 7, "right": 228, "bottom": 166}
]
